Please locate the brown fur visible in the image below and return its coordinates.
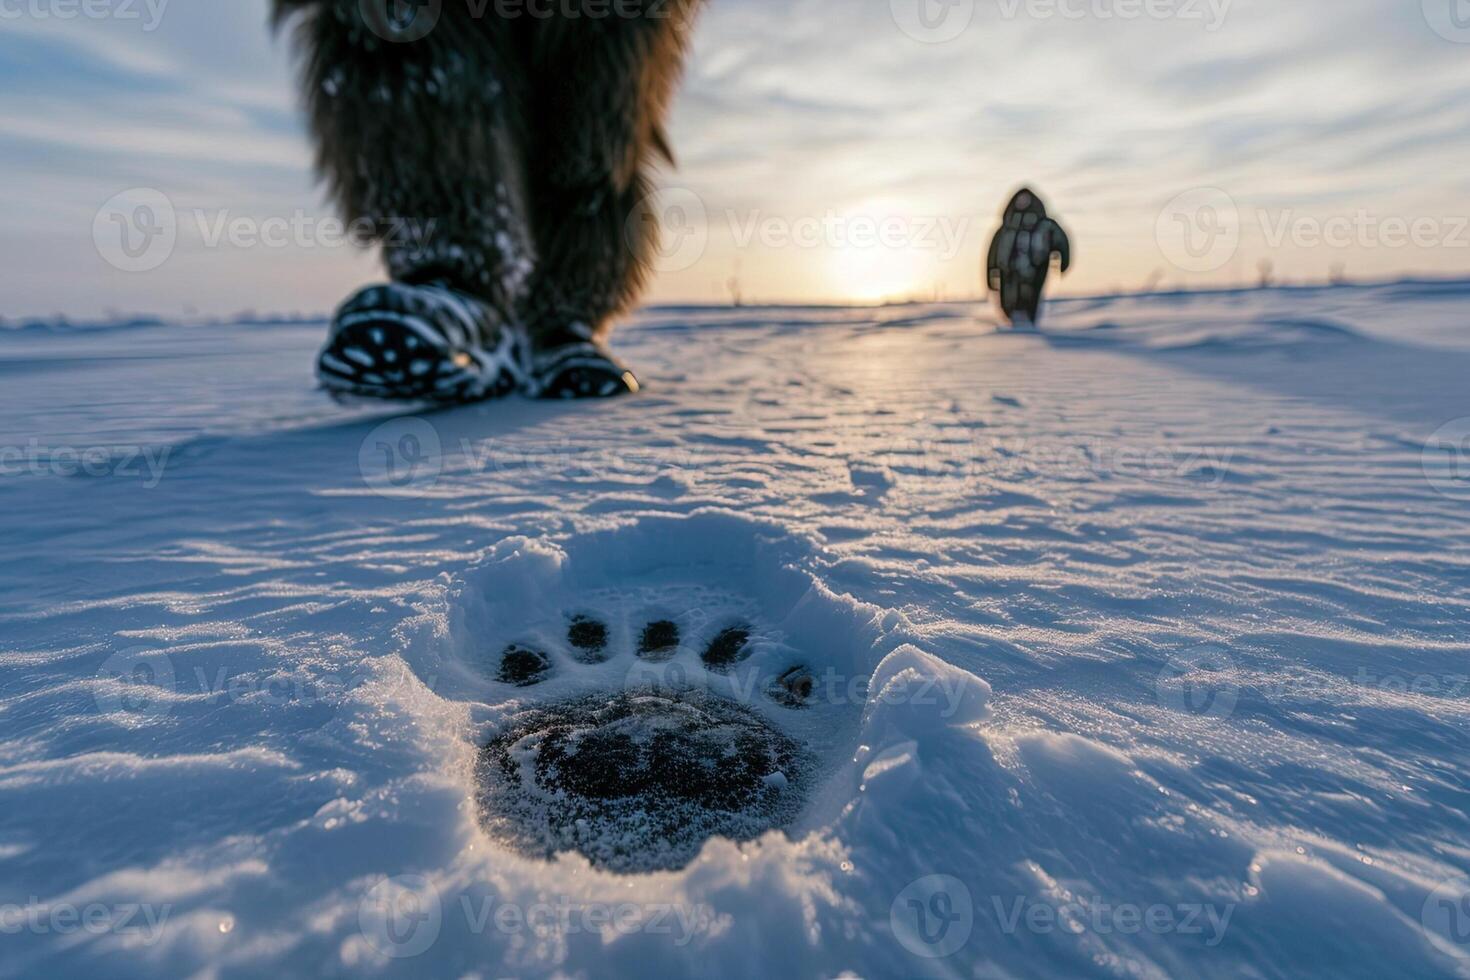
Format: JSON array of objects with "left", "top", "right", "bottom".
[{"left": 273, "top": 0, "right": 702, "bottom": 342}]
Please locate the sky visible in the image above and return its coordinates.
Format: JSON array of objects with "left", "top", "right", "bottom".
[{"left": 2, "top": 0, "right": 1470, "bottom": 319}]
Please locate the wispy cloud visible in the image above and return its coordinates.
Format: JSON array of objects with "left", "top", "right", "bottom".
[{"left": 3, "top": 0, "right": 1469, "bottom": 317}]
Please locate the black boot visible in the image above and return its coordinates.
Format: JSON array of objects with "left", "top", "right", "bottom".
[
  {"left": 526, "top": 323, "right": 641, "bottom": 400},
  {"left": 317, "top": 283, "right": 527, "bottom": 403}
]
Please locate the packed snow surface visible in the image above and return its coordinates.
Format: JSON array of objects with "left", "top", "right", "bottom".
[{"left": 3, "top": 281, "right": 1470, "bottom": 978}]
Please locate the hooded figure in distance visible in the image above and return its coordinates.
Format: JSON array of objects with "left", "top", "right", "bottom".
[{"left": 987, "top": 188, "right": 1071, "bottom": 327}]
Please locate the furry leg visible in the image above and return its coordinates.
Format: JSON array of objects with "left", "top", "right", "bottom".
[
  {"left": 518, "top": 4, "right": 701, "bottom": 344},
  {"left": 275, "top": 0, "right": 536, "bottom": 319}
]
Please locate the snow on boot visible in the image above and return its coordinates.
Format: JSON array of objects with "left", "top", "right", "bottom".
[
  {"left": 316, "top": 283, "right": 526, "bottom": 403},
  {"left": 527, "top": 324, "right": 641, "bottom": 400}
]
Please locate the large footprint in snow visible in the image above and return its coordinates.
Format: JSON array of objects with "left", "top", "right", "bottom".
[
  {"left": 474, "top": 605, "right": 818, "bottom": 874},
  {"left": 409, "top": 511, "right": 990, "bottom": 874}
]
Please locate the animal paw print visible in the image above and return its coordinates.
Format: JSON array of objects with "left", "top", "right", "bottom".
[{"left": 493, "top": 612, "right": 816, "bottom": 708}]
